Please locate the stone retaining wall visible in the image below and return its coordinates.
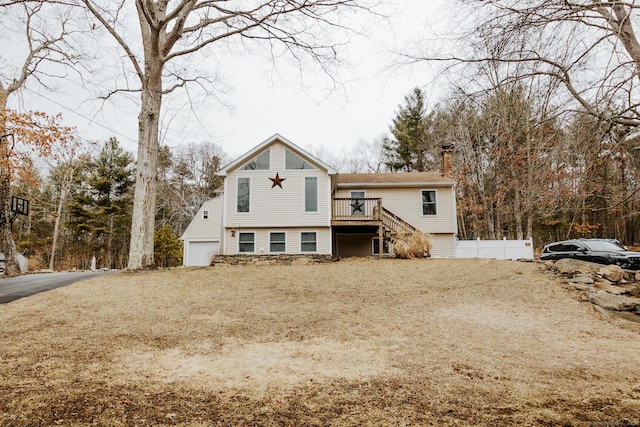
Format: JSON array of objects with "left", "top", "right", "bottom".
[
  {"left": 544, "top": 258, "right": 640, "bottom": 316},
  {"left": 212, "top": 254, "right": 334, "bottom": 266}
]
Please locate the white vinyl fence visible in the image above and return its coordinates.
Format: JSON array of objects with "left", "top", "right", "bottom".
[{"left": 455, "top": 237, "right": 534, "bottom": 260}]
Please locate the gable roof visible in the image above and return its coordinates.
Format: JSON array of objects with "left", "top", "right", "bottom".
[
  {"left": 180, "top": 196, "right": 222, "bottom": 240},
  {"left": 218, "top": 133, "right": 337, "bottom": 176},
  {"left": 337, "top": 172, "right": 456, "bottom": 187}
]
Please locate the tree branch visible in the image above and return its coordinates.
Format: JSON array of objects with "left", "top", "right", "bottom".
[{"left": 81, "top": 0, "right": 145, "bottom": 84}]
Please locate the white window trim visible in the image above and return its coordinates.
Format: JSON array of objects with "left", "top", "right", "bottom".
[
  {"left": 420, "top": 189, "right": 438, "bottom": 216},
  {"left": 300, "top": 231, "right": 318, "bottom": 253},
  {"left": 372, "top": 237, "right": 392, "bottom": 256},
  {"left": 304, "top": 176, "right": 318, "bottom": 213},
  {"left": 202, "top": 210, "right": 209, "bottom": 220},
  {"left": 237, "top": 177, "right": 251, "bottom": 213},
  {"left": 269, "top": 231, "right": 287, "bottom": 253},
  {"left": 237, "top": 231, "right": 256, "bottom": 254}
]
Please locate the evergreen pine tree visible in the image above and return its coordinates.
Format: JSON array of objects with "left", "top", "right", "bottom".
[
  {"left": 154, "top": 224, "right": 183, "bottom": 267},
  {"left": 383, "top": 88, "right": 436, "bottom": 172},
  {"left": 68, "top": 138, "right": 134, "bottom": 269}
]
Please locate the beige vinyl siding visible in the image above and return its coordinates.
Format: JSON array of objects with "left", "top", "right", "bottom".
[
  {"left": 225, "top": 142, "right": 331, "bottom": 228},
  {"left": 334, "top": 233, "right": 378, "bottom": 258},
  {"left": 430, "top": 233, "right": 456, "bottom": 257},
  {"left": 334, "top": 186, "right": 456, "bottom": 233},
  {"left": 223, "top": 227, "right": 331, "bottom": 255},
  {"left": 181, "top": 197, "right": 223, "bottom": 240},
  {"left": 334, "top": 232, "right": 454, "bottom": 258}
]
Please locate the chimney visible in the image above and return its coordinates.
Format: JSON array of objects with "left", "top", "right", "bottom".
[{"left": 441, "top": 144, "right": 453, "bottom": 176}]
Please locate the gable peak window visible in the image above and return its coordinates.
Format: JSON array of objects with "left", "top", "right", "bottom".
[
  {"left": 286, "top": 148, "right": 316, "bottom": 170},
  {"left": 241, "top": 148, "right": 270, "bottom": 170},
  {"left": 202, "top": 210, "right": 209, "bottom": 220}
]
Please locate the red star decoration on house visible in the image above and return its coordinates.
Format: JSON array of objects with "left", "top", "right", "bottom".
[{"left": 269, "top": 172, "right": 286, "bottom": 188}]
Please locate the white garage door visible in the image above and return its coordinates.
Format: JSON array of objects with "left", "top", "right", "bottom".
[{"left": 188, "top": 241, "right": 219, "bottom": 266}]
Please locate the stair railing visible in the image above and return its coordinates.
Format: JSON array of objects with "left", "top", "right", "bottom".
[{"left": 381, "top": 207, "right": 417, "bottom": 239}]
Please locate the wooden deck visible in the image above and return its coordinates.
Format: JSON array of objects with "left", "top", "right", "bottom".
[
  {"left": 332, "top": 198, "right": 384, "bottom": 259},
  {"left": 331, "top": 198, "right": 382, "bottom": 226},
  {"left": 331, "top": 198, "right": 419, "bottom": 259}
]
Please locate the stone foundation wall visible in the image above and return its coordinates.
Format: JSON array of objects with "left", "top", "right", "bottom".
[{"left": 212, "top": 254, "right": 334, "bottom": 266}]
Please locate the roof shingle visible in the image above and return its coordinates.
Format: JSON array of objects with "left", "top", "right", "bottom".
[{"left": 337, "top": 172, "right": 454, "bottom": 185}]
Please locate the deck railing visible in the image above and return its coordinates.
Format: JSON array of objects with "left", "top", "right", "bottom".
[
  {"left": 332, "top": 198, "right": 382, "bottom": 221},
  {"left": 381, "top": 206, "right": 417, "bottom": 236}
]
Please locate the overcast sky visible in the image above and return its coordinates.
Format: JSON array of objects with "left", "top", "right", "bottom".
[{"left": 12, "top": 0, "right": 451, "bottom": 160}]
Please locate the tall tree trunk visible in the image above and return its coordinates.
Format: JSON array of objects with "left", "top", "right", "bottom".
[
  {"left": 0, "top": 92, "right": 19, "bottom": 276},
  {"left": 484, "top": 199, "right": 496, "bottom": 239},
  {"left": 0, "top": 172, "right": 18, "bottom": 275},
  {"left": 128, "top": 60, "right": 162, "bottom": 270},
  {"left": 50, "top": 170, "right": 71, "bottom": 271},
  {"left": 49, "top": 185, "right": 65, "bottom": 271},
  {"left": 514, "top": 191, "right": 524, "bottom": 240},
  {"left": 107, "top": 215, "right": 113, "bottom": 269}
]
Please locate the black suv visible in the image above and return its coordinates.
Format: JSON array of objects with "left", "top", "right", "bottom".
[{"left": 540, "top": 239, "right": 640, "bottom": 270}]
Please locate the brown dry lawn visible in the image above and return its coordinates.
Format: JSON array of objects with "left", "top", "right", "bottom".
[{"left": 1, "top": 258, "right": 640, "bottom": 426}]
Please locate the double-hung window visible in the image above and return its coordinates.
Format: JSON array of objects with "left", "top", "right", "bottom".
[
  {"left": 270, "top": 232, "right": 286, "bottom": 253},
  {"left": 238, "top": 232, "right": 255, "bottom": 253},
  {"left": 421, "top": 190, "right": 437, "bottom": 215},
  {"left": 301, "top": 232, "right": 317, "bottom": 252},
  {"left": 305, "top": 177, "right": 318, "bottom": 212},
  {"left": 237, "top": 178, "right": 250, "bottom": 213},
  {"left": 202, "top": 210, "right": 209, "bottom": 220}
]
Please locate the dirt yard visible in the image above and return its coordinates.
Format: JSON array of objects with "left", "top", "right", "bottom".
[{"left": 1, "top": 258, "right": 640, "bottom": 426}]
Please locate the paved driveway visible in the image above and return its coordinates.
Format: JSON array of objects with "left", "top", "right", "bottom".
[{"left": 0, "top": 271, "right": 114, "bottom": 304}]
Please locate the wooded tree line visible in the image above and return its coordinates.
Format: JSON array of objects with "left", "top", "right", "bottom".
[
  {"left": 10, "top": 139, "right": 224, "bottom": 270},
  {"left": 393, "top": 0, "right": 640, "bottom": 247},
  {"left": 379, "top": 86, "right": 640, "bottom": 248}
]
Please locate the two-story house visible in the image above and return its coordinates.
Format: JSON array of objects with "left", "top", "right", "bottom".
[{"left": 181, "top": 134, "right": 457, "bottom": 265}]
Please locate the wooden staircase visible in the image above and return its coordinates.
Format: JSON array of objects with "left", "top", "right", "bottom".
[
  {"left": 331, "top": 198, "right": 423, "bottom": 258},
  {"left": 381, "top": 207, "right": 417, "bottom": 243}
]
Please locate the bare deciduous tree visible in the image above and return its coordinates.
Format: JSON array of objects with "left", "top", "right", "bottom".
[
  {"left": 48, "top": 144, "right": 89, "bottom": 271},
  {"left": 156, "top": 142, "right": 227, "bottom": 234},
  {"left": 79, "top": 0, "right": 376, "bottom": 269},
  {"left": 339, "top": 137, "right": 387, "bottom": 173},
  {"left": 0, "top": 0, "right": 80, "bottom": 275},
  {"left": 407, "top": 1, "right": 640, "bottom": 128}
]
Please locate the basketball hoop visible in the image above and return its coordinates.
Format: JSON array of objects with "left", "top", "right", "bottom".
[{"left": 10, "top": 196, "right": 29, "bottom": 223}]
